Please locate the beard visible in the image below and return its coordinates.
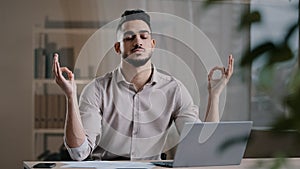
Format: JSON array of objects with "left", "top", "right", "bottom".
[{"left": 123, "top": 51, "right": 153, "bottom": 67}]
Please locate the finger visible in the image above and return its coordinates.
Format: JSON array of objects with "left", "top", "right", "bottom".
[
  {"left": 54, "top": 57, "right": 61, "bottom": 78},
  {"left": 209, "top": 66, "right": 224, "bottom": 75},
  {"left": 227, "top": 55, "right": 234, "bottom": 78},
  {"left": 230, "top": 56, "right": 234, "bottom": 74},
  {"left": 60, "top": 67, "right": 74, "bottom": 80},
  {"left": 60, "top": 67, "right": 72, "bottom": 74},
  {"left": 66, "top": 70, "right": 74, "bottom": 81},
  {"left": 225, "top": 55, "right": 233, "bottom": 77},
  {"left": 53, "top": 53, "right": 60, "bottom": 77},
  {"left": 69, "top": 72, "right": 74, "bottom": 81},
  {"left": 55, "top": 57, "right": 63, "bottom": 78},
  {"left": 208, "top": 69, "right": 214, "bottom": 80},
  {"left": 208, "top": 66, "right": 225, "bottom": 80}
]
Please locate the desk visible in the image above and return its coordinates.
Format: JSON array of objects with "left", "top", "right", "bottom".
[{"left": 24, "top": 158, "right": 300, "bottom": 169}]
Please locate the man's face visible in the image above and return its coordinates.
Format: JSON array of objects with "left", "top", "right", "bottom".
[{"left": 115, "top": 20, "right": 156, "bottom": 67}]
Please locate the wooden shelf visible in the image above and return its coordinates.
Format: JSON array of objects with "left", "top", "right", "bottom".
[
  {"left": 34, "top": 129, "right": 64, "bottom": 134},
  {"left": 33, "top": 28, "right": 97, "bottom": 35},
  {"left": 34, "top": 79, "right": 91, "bottom": 85},
  {"left": 32, "top": 26, "right": 95, "bottom": 160}
]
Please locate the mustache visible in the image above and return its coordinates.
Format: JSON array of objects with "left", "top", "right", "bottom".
[{"left": 131, "top": 45, "right": 145, "bottom": 52}]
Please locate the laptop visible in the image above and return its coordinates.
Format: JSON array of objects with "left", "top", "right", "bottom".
[{"left": 152, "top": 121, "right": 252, "bottom": 167}]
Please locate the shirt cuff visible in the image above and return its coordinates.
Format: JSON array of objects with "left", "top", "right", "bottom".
[{"left": 64, "top": 137, "right": 90, "bottom": 161}]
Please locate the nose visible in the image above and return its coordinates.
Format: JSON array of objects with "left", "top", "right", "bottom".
[{"left": 133, "top": 35, "right": 143, "bottom": 47}]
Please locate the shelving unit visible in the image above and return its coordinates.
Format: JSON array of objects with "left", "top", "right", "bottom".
[{"left": 32, "top": 27, "right": 97, "bottom": 160}]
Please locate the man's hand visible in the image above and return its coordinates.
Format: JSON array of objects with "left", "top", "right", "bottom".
[
  {"left": 204, "top": 55, "right": 234, "bottom": 122},
  {"left": 52, "top": 53, "right": 76, "bottom": 98},
  {"left": 53, "top": 53, "right": 86, "bottom": 150},
  {"left": 208, "top": 55, "right": 234, "bottom": 97}
]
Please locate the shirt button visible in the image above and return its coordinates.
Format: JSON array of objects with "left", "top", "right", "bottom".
[{"left": 133, "top": 129, "right": 138, "bottom": 135}]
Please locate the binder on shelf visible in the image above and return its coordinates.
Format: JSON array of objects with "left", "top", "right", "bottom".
[
  {"left": 46, "top": 95, "right": 57, "bottom": 129},
  {"left": 58, "top": 95, "right": 66, "bottom": 128},
  {"left": 45, "top": 41, "right": 57, "bottom": 79},
  {"left": 35, "top": 83, "right": 44, "bottom": 129},
  {"left": 40, "top": 95, "right": 47, "bottom": 128},
  {"left": 33, "top": 24, "right": 95, "bottom": 160},
  {"left": 34, "top": 48, "right": 46, "bottom": 79},
  {"left": 34, "top": 94, "right": 41, "bottom": 129},
  {"left": 58, "top": 47, "right": 75, "bottom": 78},
  {"left": 45, "top": 16, "right": 106, "bottom": 29}
]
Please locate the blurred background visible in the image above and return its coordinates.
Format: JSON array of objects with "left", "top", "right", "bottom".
[{"left": 0, "top": 0, "right": 298, "bottom": 169}]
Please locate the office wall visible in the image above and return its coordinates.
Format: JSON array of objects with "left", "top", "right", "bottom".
[
  {"left": 0, "top": 1, "right": 33, "bottom": 169},
  {"left": 0, "top": 1, "right": 61, "bottom": 168},
  {"left": 0, "top": 1, "right": 31, "bottom": 169}
]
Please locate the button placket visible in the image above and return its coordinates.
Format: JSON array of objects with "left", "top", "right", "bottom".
[
  {"left": 133, "top": 93, "right": 139, "bottom": 135},
  {"left": 131, "top": 93, "right": 139, "bottom": 159}
]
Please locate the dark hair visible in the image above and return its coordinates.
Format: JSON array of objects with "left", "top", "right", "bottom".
[{"left": 116, "top": 9, "right": 151, "bottom": 32}]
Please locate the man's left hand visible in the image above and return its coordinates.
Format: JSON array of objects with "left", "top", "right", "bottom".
[{"left": 208, "top": 55, "right": 234, "bottom": 97}]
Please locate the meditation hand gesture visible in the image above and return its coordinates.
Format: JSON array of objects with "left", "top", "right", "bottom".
[
  {"left": 52, "top": 53, "right": 76, "bottom": 98},
  {"left": 208, "top": 55, "right": 234, "bottom": 97}
]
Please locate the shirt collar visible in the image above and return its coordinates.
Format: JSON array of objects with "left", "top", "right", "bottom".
[{"left": 116, "top": 64, "right": 158, "bottom": 85}]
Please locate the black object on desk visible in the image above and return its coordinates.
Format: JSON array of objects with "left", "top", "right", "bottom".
[{"left": 32, "top": 163, "right": 56, "bottom": 168}]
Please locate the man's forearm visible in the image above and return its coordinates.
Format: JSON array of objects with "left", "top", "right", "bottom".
[
  {"left": 65, "top": 94, "right": 86, "bottom": 148},
  {"left": 204, "top": 94, "right": 220, "bottom": 122}
]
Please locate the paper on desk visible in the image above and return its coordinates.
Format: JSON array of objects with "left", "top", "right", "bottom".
[{"left": 61, "top": 161, "right": 155, "bottom": 169}]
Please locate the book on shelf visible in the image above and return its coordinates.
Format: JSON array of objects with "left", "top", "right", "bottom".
[
  {"left": 34, "top": 48, "right": 46, "bottom": 79},
  {"left": 34, "top": 94, "right": 66, "bottom": 129},
  {"left": 40, "top": 94, "right": 47, "bottom": 128},
  {"left": 34, "top": 94, "right": 41, "bottom": 129},
  {"left": 58, "top": 47, "right": 75, "bottom": 74},
  {"left": 34, "top": 32, "right": 75, "bottom": 79},
  {"left": 45, "top": 16, "right": 107, "bottom": 29},
  {"left": 46, "top": 95, "right": 57, "bottom": 128},
  {"left": 45, "top": 39, "right": 57, "bottom": 79},
  {"left": 58, "top": 95, "right": 67, "bottom": 128}
]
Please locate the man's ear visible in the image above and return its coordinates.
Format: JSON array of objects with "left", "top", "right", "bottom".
[
  {"left": 151, "top": 39, "right": 156, "bottom": 48},
  {"left": 114, "top": 42, "right": 121, "bottom": 54}
]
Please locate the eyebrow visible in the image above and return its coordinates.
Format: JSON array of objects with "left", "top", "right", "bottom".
[{"left": 123, "top": 30, "right": 150, "bottom": 36}]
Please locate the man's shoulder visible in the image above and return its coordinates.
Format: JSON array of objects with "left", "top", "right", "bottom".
[
  {"left": 84, "top": 70, "right": 115, "bottom": 89},
  {"left": 94, "top": 71, "right": 114, "bottom": 83},
  {"left": 155, "top": 69, "right": 183, "bottom": 87}
]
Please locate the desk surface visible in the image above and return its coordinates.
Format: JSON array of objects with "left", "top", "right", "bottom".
[{"left": 24, "top": 158, "right": 300, "bottom": 169}]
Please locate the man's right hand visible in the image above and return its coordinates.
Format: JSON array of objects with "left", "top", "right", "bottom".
[
  {"left": 52, "top": 53, "right": 86, "bottom": 152},
  {"left": 52, "top": 53, "right": 76, "bottom": 98}
]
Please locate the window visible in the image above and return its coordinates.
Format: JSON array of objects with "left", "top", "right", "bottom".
[{"left": 250, "top": 0, "right": 299, "bottom": 127}]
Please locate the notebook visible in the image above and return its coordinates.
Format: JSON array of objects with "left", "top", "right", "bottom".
[{"left": 152, "top": 121, "right": 252, "bottom": 167}]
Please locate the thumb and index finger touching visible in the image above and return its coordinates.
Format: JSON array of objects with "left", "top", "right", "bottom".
[
  {"left": 52, "top": 53, "right": 74, "bottom": 81},
  {"left": 208, "top": 55, "right": 234, "bottom": 81}
]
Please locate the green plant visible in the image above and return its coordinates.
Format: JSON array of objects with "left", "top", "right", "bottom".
[{"left": 240, "top": 6, "right": 299, "bottom": 134}]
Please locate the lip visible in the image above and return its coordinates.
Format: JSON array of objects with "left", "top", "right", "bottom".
[{"left": 131, "top": 47, "right": 145, "bottom": 53}]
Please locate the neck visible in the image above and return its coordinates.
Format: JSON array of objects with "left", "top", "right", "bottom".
[{"left": 121, "top": 60, "right": 152, "bottom": 91}]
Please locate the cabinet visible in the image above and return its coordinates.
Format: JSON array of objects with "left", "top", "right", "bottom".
[{"left": 32, "top": 27, "right": 97, "bottom": 160}]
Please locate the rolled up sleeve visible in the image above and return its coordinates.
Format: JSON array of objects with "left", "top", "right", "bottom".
[
  {"left": 64, "top": 137, "right": 91, "bottom": 161},
  {"left": 64, "top": 80, "right": 102, "bottom": 161}
]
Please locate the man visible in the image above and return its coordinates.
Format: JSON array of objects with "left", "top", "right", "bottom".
[{"left": 52, "top": 9, "right": 234, "bottom": 161}]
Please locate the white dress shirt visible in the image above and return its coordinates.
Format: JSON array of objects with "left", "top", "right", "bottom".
[{"left": 65, "top": 65, "right": 200, "bottom": 161}]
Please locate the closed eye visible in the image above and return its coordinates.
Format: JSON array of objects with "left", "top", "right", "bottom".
[
  {"left": 140, "top": 33, "right": 149, "bottom": 39},
  {"left": 124, "top": 35, "right": 135, "bottom": 41}
]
